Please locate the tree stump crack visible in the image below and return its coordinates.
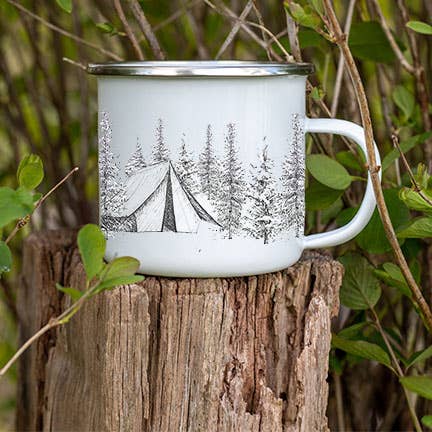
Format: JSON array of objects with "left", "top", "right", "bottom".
[{"left": 17, "top": 231, "right": 343, "bottom": 432}]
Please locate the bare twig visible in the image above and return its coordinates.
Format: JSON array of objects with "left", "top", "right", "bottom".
[
  {"left": 62, "top": 57, "right": 87, "bottom": 71},
  {"left": 153, "top": 0, "right": 201, "bottom": 31},
  {"left": 392, "top": 134, "right": 432, "bottom": 207},
  {"left": 251, "top": 1, "right": 271, "bottom": 60},
  {"left": 370, "top": 306, "right": 422, "bottom": 432},
  {"left": 322, "top": 0, "right": 432, "bottom": 332},
  {"left": 375, "top": 63, "right": 401, "bottom": 184},
  {"left": 396, "top": 0, "right": 432, "bottom": 163},
  {"left": 204, "top": 0, "right": 284, "bottom": 61},
  {"left": 5, "top": 167, "right": 79, "bottom": 245},
  {"left": 128, "top": 0, "right": 165, "bottom": 60},
  {"left": 285, "top": 1, "right": 302, "bottom": 62},
  {"left": 0, "top": 282, "right": 93, "bottom": 378},
  {"left": 370, "top": 0, "right": 415, "bottom": 74},
  {"left": 113, "top": 0, "right": 145, "bottom": 60},
  {"left": 183, "top": 2, "right": 210, "bottom": 59},
  {"left": 216, "top": 0, "right": 253, "bottom": 59},
  {"left": 6, "top": 0, "right": 123, "bottom": 61},
  {"left": 331, "top": 0, "right": 356, "bottom": 117}
]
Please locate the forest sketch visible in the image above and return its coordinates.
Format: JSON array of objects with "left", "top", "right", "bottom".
[{"left": 100, "top": 112, "right": 305, "bottom": 243}]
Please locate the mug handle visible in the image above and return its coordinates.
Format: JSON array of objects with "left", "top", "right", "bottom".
[{"left": 303, "top": 118, "right": 381, "bottom": 249}]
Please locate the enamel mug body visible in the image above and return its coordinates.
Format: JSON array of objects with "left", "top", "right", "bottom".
[{"left": 88, "top": 61, "right": 380, "bottom": 277}]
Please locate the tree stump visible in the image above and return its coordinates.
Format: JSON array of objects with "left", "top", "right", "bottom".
[{"left": 17, "top": 230, "right": 343, "bottom": 432}]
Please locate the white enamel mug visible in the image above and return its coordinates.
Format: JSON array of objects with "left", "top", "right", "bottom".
[{"left": 88, "top": 61, "right": 380, "bottom": 277}]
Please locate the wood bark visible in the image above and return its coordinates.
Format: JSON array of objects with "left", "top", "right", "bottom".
[{"left": 17, "top": 230, "right": 343, "bottom": 432}]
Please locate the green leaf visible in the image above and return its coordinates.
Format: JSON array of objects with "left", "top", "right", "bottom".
[
  {"left": 382, "top": 132, "right": 432, "bottom": 171},
  {"left": 406, "top": 21, "right": 432, "bottom": 35},
  {"left": 306, "top": 154, "right": 352, "bottom": 190},
  {"left": 17, "top": 154, "right": 44, "bottom": 190},
  {"left": 400, "top": 376, "right": 432, "bottom": 400},
  {"left": 338, "top": 322, "right": 370, "bottom": 339},
  {"left": 336, "top": 151, "right": 364, "bottom": 172},
  {"left": 298, "top": 29, "right": 327, "bottom": 49},
  {"left": 373, "top": 262, "right": 411, "bottom": 298},
  {"left": 0, "top": 241, "right": 12, "bottom": 276},
  {"left": 399, "top": 188, "right": 432, "bottom": 214},
  {"left": 95, "top": 275, "right": 144, "bottom": 292},
  {"left": 339, "top": 253, "right": 381, "bottom": 310},
  {"left": 332, "top": 334, "right": 392, "bottom": 368},
  {"left": 55, "top": 0, "right": 72, "bottom": 13},
  {"left": 406, "top": 346, "right": 432, "bottom": 368},
  {"left": 306, "top": 178, "right": 343, "bottom": 211},
  {"left": 421, "top": 415, "right": 432, "bottom": 428},
  {"left": 287, "top": 2, "right": 321, "bottom": 29},
  {"left": 357, "top": 189, "right": 410, "bottom": 254},
  {"left": 392, "top": 86, "right": 415, "bottom": 120},
  {"left": 0, "top": 187, "right": 34, "bottom": 228},
  {"left": 309, "top": 0, "right": 323, "bottom": 15},
  {"left": 349, "top": 21, "right": 396, "bottom": 63},
  {"left": 320, "top": 198, "right": 343, "bottom": 225},
  {"left": 96, "top": 22, "right": 119, "bottom": 36},
  {"left": 55, "top": 283, "right": 83, "bottom": 301},
  {"left": 102, "top": 256, "right": 141, "bottom": 280},
  {"left": 310, "top": 86, "right": 325, "bottom": 101},
  {"left": 397, "top": 217, "right": 432, "bottom": 239},
  {"left": 77, "top": 224, "right": 106, "bottom": 280}
]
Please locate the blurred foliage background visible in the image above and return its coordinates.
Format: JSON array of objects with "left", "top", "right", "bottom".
[{"left": 0, "top": 0, "right": 432, "bottom": 430}]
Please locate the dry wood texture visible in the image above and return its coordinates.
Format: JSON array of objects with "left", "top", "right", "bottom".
[{"left": 17, "top": 230, "right": 343, "bottom": 432}]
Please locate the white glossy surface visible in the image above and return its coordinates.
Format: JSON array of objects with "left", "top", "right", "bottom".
[
  {"left": 303, "top": 118, "right": 381, "bottom": 250},
  {"left": 98, "top": 74, "right": 379, "bottom": 277},
  {"left": 106, "top": 232, "right": 303, "bottom": 277}
]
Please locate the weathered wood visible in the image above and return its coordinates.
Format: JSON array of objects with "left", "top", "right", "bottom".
[{"left": 17, "top": 230, "right": 343, "bottom": 432}]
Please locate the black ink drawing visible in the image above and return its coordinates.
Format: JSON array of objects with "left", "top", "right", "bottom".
[
  {"left": 99, "top": 112, "right": 127, "bottom": 233},
  {"left": 198, "top": 124, "right": 220, "bottom": 202},
  {"left": 104, "top": 161, "right": 220, "bottom": 233},
  {"left": 100, "top": 114, "right": 305, "bottom": 241},
  {"left": 279, "top": 114, "right": 305, "bottom": 238},
  {"left": 244, "top": 138, "right": 278, "bottom": 244},
  {"left": 216, "top": 123, "right": 247, "bottom": 239},
  {"left": 125, "top": 138, "right": 146, "bottom": 176}
]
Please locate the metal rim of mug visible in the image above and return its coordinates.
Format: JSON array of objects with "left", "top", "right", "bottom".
[{"left": 87, "top": 61, "right": 314, "bottom": 77}]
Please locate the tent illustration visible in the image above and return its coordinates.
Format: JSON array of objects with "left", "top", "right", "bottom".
[{"left": 103, "top": 161, "right": 220, "bottom": 233}]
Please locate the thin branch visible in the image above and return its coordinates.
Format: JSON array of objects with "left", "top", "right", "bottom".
[
  {"left": 0, "top": 283, "right": 93, "bottom": 378},
  {"left": 153, "top": 0, "right": 201, "bottom": 32},
  {"left": 6, "top": 0, "right": 123, "bottom": 61},
  {"left": 322, "top": 0, "right": 432, "bottom": 333},
  {"left": 251, "top": 1, "right": 272, "bottom": 60},
  {"left": 370, "top": 307, "right": 422, "bottom": 432},
  {"left": 369, "top": 0, "right": 415, "bottom": 74},
  {"left": 5, "top": 167, "right": 79, "bottom": 245},
  {"left": 128, "top": 0, "right": 165, "bottom": 60},
  {"left": 396, "top": 0, "right": 432, "bottom": 163},
  {"left": 392, "top": 133, "right": 432, "bottom": 207},
  {"left": 216, "top": 0, "right": 253, "bottom": 59},
  {"left": 285, "top": 1, "right": 302, "bottom": 62},
  {"left": 204, "top": 0, "right": 284, "bottom": 61},
  {"left": 113, "top": 0, "right": 145, "bottom": 60},
  {"left": 331, "top": 0, "right": 356, "bottom": 117},
  {"left": 63, "top": 57, "right": 87, "bottom": 71},
  {"left": 183, "top": 2, "right": 210, "bottom": 59}
]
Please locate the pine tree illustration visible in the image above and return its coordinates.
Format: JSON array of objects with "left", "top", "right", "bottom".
[
  {"left": 175, "top": 133, "right": 199, "bottom": 193},
  {"left": 245, "top": 139, "right": 277, "bottom": 244},
  {"left": 99, "top": 112, "right": 126, "bottom": 229},
  {"left": 217, "top": 122, "right": 246, "bottom": 239},
  {"left": 125, "top": 138, "right": 146, "bottom": 176},
  {"left": 279, "top": 114, "right": 305, "bottom": 238},
  {"left": 198, "top": 124, "right": 220, "bottom": 201},
  {"left": 152, "top": 118, "right": 170, "bottom": 163}
]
